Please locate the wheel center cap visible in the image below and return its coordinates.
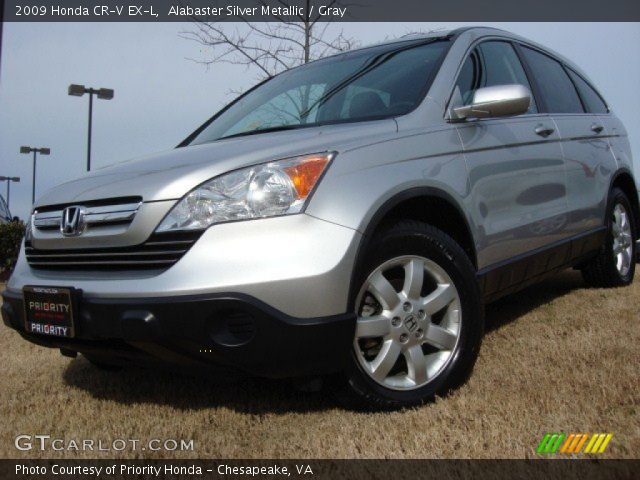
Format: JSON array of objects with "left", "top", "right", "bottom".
[{"left": 403, "top": 314, "right": 418, "bottom": 333}]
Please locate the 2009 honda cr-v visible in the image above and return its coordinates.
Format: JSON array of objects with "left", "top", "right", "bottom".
[{"left": 2, "top": 27, "right": 637, "bottom": 407}]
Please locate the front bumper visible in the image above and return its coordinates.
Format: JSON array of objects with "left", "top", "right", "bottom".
[
  {"left": 1, "top": 289, "right": 355, "bottom": 378},
  {"left": 8, "top": 214, "right": 362, "bottom": 318}
]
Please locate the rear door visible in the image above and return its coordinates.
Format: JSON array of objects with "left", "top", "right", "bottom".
[
  {"left": 453, "top": 40, "right": 569, "bottom": 270},
  {"left": 518, "top": 45, "right": 617, "bottom": 236}
]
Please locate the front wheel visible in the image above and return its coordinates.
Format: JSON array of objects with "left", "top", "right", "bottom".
[{"left": 345, "top": 221, "right": 484, "bottom": 409}]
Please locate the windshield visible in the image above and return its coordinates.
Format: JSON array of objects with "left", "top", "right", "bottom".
[{"left": 187, "top": 39, "right": 450, "bottom": 145}]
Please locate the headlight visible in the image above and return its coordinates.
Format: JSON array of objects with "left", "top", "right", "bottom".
[{"left": 156, "top": 152, "right": 334, "bottom": 232}]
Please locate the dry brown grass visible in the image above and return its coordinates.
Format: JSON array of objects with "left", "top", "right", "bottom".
[{"left": 1, "top": 271, "right": 638, "bottom": 459}]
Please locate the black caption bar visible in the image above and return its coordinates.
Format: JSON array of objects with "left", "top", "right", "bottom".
[
  {"left": 1, "top": 460, "right": 639, "bottom": 479},
  {"left": 3, "top": 0, "right": 640, "bottom": 21}
]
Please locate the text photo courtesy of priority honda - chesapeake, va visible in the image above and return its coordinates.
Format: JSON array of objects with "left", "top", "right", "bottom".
[{"left": 0, "top": 1, "right": 639, "bottom": 479}]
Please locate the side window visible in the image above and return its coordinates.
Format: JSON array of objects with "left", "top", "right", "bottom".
[
  {"left": 566, "top": 69, "right": 608, "bottom": 114},
  {"left": 454, "top": 41, "right": 537, "bottom": 113},
  {"left": 520, "top": 46, "right": 584, "bottom": 114},
  {"left": 454, "top": 51, "right": 479, "bottom": 105}
]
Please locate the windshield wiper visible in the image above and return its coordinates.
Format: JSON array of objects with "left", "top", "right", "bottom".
[
  {"left": 298, "top": 38, "right": 441, "bottom": 121},
  {"left": 218, "top": 124, "right": 307, "bottom": 141}
]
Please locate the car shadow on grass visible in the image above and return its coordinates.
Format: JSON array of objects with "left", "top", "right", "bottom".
[
  {"left": 62, "top": 353, "right": 342, "bottom": 414},
  {"left": 62, "top": 270, "right": 587, "bottom": 413}
]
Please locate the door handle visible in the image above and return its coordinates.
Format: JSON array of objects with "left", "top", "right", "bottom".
[
  {"left": 534, "top": 124, "right": 555, "bottom": 137},
  {"left": 591, "top": 123, "right": 604, "bottom": 134}
]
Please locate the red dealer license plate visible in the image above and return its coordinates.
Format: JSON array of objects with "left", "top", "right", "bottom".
[{"left": 23, "top": 286, "right": 78, "bottom": 338}]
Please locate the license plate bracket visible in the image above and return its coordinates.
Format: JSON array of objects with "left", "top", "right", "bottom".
[{"left": 23, "top": 286, "right": 79, "bottom": 338}]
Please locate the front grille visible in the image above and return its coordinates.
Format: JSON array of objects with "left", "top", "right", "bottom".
[
  {"left": 33, "top": 197, "right": 142, "bottom": 232},
  {"left": 25, "top": 231, "right": 203, "bottom": 271}
]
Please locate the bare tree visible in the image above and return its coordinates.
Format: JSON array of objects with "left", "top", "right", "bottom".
[{"left": 180, "top": 0, "right": 357, "bottom": 81}]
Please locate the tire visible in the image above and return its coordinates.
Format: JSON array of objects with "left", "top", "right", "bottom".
[
  {"left": 344, "top": 220, "right": 484, "bottom": 409},
  {"left": 83, "top": 354, "right": 124, "bottom": 372},
  {"left": 582, "top": 188, "right": 636, "bottom": 288}
]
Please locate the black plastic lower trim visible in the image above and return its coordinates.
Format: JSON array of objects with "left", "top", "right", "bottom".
[
  {"left": 477, "top": 227, "right": 606, "bottom": 302},
  {"left": 1, "top": 290, "right": 355, "bottom": 378}
]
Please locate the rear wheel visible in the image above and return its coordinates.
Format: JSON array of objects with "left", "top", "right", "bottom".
[
  {"left": 582, "top": 188, "right": 636, "bottom": 287},
  {"left": 345, "top": 221, "right": 483, "bottom": 408}
]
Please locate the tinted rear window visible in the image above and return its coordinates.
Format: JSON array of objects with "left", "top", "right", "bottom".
[
  {"left": 520, "top": 46, "right": 584, "bottom": 114},
  {"left": 567, "top": 69, "right": 608, "bottom": 114}
]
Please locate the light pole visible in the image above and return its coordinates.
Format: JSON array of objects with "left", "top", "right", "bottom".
[
  {"left": 68, "top": 84, "right": 114, "bottom": 172},
  {"left": 20, "top": 146, "right": 50, "bottom": 204},
  {"left": 0, "top": 176, "right": 20, "bottom": 208}
]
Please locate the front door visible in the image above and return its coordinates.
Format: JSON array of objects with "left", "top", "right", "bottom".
[{"left": 452, "top": 41, "right": 569, "bottom": 270}]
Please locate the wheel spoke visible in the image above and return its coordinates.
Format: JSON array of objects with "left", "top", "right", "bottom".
[
  {"left": 368, "top": 271, "right": 400, "bottom": 310},
  {"left": 612, "top": 223, "right": 621, "bottom": 235},
  {"left": 422, "top": 284, "right": 456, "bottom": 315},
  {"left": 424, "top": 324, "right": 457, "bottom": 350},
  {"left": 370, "top": 339, "right": 401, "bottom": 381},
  {"left": 621, "top": 248, "right": 632, "bottom": 270},
  {"left": 620, "top": 212, "right": 628, "bottom": 229},
  {"left": 355, "top": 315, "right": 390, "bottom": 338},
  {"left": 405, "top": 345, "right": 428, "bottom": 385},
  {"left": 403, "top": 258, "right": 424, "bottom": 300},
  {"left": 613, "top": 240, "right": 622, "bottom": 254},
  {"left": 613, "top": 208, "right": 622, "bottom": 229}
]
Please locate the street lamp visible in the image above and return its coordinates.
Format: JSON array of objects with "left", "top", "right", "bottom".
[
  {"left": 68, "top": 84, "right": 114, "bottom": 172},
  {"left": 20, "top": 146, "right": 50, "bottom": 204},
  {"left": 0, "top": 176, "right": 20, "bottom": 208}
]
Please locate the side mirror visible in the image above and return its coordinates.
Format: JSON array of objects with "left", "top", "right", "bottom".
[{"left": 450, "top": 84, "right": 531, "bottom": 121}]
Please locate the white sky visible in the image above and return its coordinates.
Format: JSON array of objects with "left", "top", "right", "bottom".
[{"left": 1, "top": 22, "right": 639, "bottom": 219}]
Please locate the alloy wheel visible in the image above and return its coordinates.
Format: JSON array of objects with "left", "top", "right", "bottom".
[
  {"left": 612, "top": 203, "right": 633, "bottom": 277},
  {"left": 353, "top": 255, "right": 462, "bottom": 391}
]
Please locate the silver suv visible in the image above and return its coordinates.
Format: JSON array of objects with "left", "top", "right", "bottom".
[{"left": 2, "top": 27, "right": 637, "bottom": 407}]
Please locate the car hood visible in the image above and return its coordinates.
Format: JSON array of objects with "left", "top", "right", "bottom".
[{"left": 35, "top": 120, "right": 398, "bottom": 207}]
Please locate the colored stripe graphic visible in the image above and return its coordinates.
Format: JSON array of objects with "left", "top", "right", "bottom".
[
  {"left": 597, "top": 434, "right": 613, "bottom": 453},
  {"left": 549, "top": 433, "right": 565, "bottom": 453},
  {"left": 584, "top": 433, "right": 613, "bottom": 454},
  {"left": 584, "top": 434, "right": 599, "bottom": 453},
  {"left": 573, "top": 434, "right": 589, "bottom": 453},
  {"left": 560, "top": 434, "right": 575, "bottom": 453},
  {"left": 536, "top": 434, "right": 552, "bottom": 454},
  {"left": 538, "top": 433, "right": 613, "bottom": 454},
  {"left": 537, "top": 433, "right": 565, "bottom": 454}
]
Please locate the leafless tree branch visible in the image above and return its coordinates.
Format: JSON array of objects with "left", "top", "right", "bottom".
[{"left": 180, "top": 0, "right": 359, "bottom": 85}]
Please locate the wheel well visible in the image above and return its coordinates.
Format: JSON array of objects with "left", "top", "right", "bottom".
[
  {"left": 370, "top": 194, "right": 477, "bottom": 269},
  {"left": 612, "top": 172, "right": 640, "bottom": 228}
]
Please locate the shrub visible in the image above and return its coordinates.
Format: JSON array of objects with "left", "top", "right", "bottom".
[{"left": 0, "top": 221, "right": 26, "bottom": 280}]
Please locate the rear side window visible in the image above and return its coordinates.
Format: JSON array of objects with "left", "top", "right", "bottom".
[
  {"left": 519, "top": 46, "right": 584, "bottom": 114},
  {"left": 566, "top": 69, "right": 608, "bottom": 114},
  {"left": 454, "top": 41, "right": 537, "bottom": 113}
]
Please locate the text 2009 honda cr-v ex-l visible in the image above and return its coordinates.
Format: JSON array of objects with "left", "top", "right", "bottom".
[{"left": 2, "top": 27, "right": 637, "bottom": 407}]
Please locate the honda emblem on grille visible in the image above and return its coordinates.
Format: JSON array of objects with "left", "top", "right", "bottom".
[{"left": 60, "top": 206, "right": 86, "bottom": 237}]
